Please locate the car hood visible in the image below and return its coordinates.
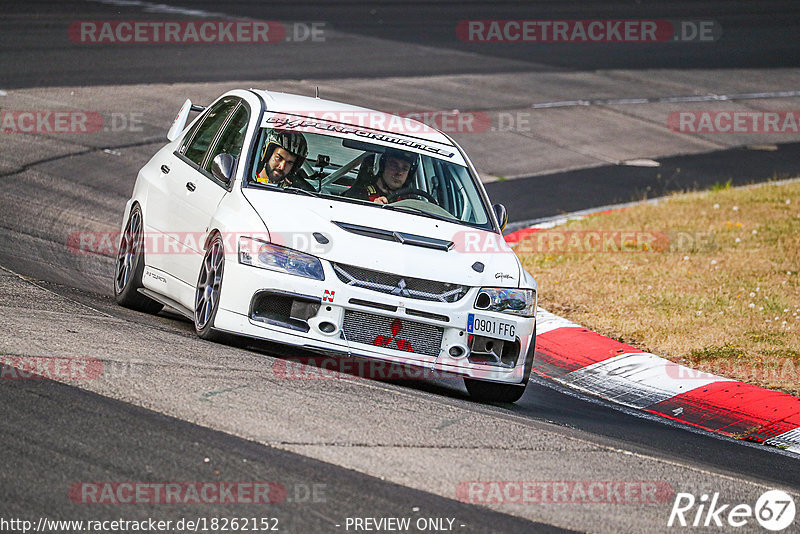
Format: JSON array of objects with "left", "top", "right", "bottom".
[{"left": 241, "top": 189, "right": 523, "bottom": 287}]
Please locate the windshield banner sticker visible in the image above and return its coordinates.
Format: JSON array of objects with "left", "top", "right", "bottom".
[{"left": 264, "top": 115, "right": 455, "bottom": 158}]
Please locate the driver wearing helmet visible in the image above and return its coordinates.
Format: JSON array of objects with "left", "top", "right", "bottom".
[
  {"left": 345, "top": 148, "right": 418, "bottom": 204},
  {"left": 255, "top": 130, "right": 312, "bottom": 189}
]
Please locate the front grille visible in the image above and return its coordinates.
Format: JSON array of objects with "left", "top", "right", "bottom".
[
  {"left": 333, "top": 263, "right": 467, "bottom": 303},
  {"left": 342, "top": 310, "right": 444, "bottom": 357}
]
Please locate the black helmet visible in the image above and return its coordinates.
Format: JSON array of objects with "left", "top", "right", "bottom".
[
  {"left": 262, "top": 129, "right": 308, "bottom": 174},
  {"left": 379, "top": 147, "right": 418, "bottom": 177}
]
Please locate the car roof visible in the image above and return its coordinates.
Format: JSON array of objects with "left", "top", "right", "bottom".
[{"left": 249, "top": 89, "right": 457, "bottom": 147}]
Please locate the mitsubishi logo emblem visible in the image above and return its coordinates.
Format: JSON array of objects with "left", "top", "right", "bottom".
[
  {"left": 390, "top": 278, "right": 411, "bottom": 298},
  {"left": 372, "top": 319, "right": 413, "bottom": 352}
]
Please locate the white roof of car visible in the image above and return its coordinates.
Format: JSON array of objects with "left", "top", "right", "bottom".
[{"left": 250, "top": 89, "right": 457, "bottom": 147}]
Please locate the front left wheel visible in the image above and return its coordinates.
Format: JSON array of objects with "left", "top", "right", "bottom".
[{"left": 114, "top": 204, "right": 163, "bottom": 314}]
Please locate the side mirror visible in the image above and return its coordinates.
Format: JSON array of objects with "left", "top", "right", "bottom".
[
  {"left": 493, "top": 203, "right": 508, "bottom": 231},
  {"left": 211, "top": 153, "right": 237, "bottom": 185}
]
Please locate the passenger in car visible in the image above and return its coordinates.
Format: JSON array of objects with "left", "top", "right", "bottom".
[
  {"left": 343, "top": 148, "right": 418, "bottom": 204},
  {"left": 255, "top": 130, "right": 314, "bottom": 190}
]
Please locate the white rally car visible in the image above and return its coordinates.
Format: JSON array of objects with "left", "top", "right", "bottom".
[{"left": 114, "top": 89, "right": 537, "bottom": 402}]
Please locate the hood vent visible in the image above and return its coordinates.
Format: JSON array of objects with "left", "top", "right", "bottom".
[{"left": 333, "top": 221, "right": 454, "bottom": 251}]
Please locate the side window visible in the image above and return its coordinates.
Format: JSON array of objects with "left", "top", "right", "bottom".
[
  {"left": 182, "top": 98, "right": 238, "bottom": 166},
  {"left": 204, "top": 104, "right": 250, "bottom": 173},
  {"left": 178, "top": 117, "right": 202, "bottom": 154}
]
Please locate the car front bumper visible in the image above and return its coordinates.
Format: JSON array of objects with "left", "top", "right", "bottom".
[{"left": 215, "top": 257, "right": 536, "bottom": 384}]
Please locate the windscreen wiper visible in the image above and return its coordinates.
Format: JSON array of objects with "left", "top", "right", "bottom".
[
  {"left": 283, "top": 186, "right": 320, "bottom": 197},
  {"left": 381, "top": 204, "right": 456, "bottom": 223}
]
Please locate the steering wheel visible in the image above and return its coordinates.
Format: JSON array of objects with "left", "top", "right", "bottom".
[{"left": 387, "top": 187, "right": 438, "bottom": 204}]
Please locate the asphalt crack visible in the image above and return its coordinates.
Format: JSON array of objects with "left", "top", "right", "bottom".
[{"left": 0, "top": 137, "right": 164, "bottom": 179}]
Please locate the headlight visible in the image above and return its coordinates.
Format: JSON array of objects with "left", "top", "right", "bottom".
[
  {"left": 238, "top": 236, "right": 324, "bottom": 281},
  {"left": 474, "top": 288, "right": 536, "bottom": 317}
]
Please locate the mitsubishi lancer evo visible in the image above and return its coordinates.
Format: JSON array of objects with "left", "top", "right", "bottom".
[{"left": 114, "top": 89, "right": 537, "bottom": 402}]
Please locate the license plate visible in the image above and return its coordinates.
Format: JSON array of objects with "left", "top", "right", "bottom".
[{"left": 467, "top": 313, "right": 516, "bottom": 342}]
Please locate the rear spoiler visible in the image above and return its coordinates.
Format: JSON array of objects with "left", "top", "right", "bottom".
[{"left": 166, "top": 99, "right": 206, "bottom": 141}]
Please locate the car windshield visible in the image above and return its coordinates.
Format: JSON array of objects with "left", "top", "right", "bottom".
[{"left": 249, "top": 127, "right": 494, "bottom": 230}]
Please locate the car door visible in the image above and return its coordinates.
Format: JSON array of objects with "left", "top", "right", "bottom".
[
  {"left": 145, "top": 98, "right": 237, "bottom": 278},
  {"left": 160, "top": 97, "right": 249, "bottom": 287}
]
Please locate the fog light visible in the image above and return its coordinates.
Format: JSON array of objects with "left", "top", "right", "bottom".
[
  {"left": 449, "top": 345, "right": 467, "bottom": 359},
  {"left": 318, "top": 321, "right": 336, "bottom": 334}
]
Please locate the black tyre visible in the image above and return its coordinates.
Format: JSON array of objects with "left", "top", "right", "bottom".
[
  {"left": 194, "top": 234, "right": 226, "bottom": 341},
  {"left": 464, "top": 379, "right": 527, "bottom": 403},
  {"left": 114, "top": 205, "right": 163, "bottom": 314}
]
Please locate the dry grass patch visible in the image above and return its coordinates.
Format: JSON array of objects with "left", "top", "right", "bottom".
[{"left": 518, "top": 180, "right": 800, "bottom": 395}]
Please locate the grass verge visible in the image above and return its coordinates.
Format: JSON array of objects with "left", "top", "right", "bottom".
[{"left": 517, "top": 180, "right": 800, "bottom": 396}]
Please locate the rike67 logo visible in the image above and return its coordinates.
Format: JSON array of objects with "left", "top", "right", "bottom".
[{"left": 668, "top": 490, "right": 796, "bottom": 531}]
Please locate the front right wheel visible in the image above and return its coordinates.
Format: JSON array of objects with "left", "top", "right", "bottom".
[
  {"left": 464, "top": 379, "right": 527, "bottom": 403},
  {"left": 194, "top": 234, "right": 226, "bottom": 341},
  {"left": 466, "top": 325, "right": 537, "bottom": 403}
]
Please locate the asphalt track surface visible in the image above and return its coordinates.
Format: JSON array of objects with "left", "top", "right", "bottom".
[
  {"left": 1, "top": 1, "right": 800, "bottom": 533},
  {"left": 3, "top": 0, "right": 800, "bottom": 87},
  {"left": 0, "top": 376, "right": 559, "bottom": 533},
  {"left": 490, "top": 141, "right": 800, "bottom": 225}
]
